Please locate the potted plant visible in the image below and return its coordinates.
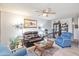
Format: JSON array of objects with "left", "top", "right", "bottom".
[{"left": 9, "top": 37, "right": 19, "bottom": 50}]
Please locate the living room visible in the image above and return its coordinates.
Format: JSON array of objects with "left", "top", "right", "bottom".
[{"left": 0, "top": 3, "right": 79, "bottom": 56}]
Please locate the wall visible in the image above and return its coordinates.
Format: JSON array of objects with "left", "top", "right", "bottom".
[
  {"left": 0, "top": 11, "right": 52, "bottom": 46},
  {"left": 1, "top": 11, "right": 77, "bottom": 46},
  {"left": 73, "top": 17, "right": 78, "bottom": 40},
  {"left": 77, "top": 17, "right": 79, "bottom": 39},
  {"left": 37, "top": 20, "right": 52, "bottom": 33},
  {"left": 52, "top": 18, "right": 74, "bottom": 40},
  {"left": 0, "top": 11, "right": 1, "bottom": 42},
  {"left": 1, "top": 11, "right": 24, "bottom": 45}
]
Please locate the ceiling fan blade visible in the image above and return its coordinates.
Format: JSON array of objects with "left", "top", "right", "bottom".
[
  {"left": 49, "top": 12, "right": 56, "bottom": 14},
  {"left": 38, "top": 13, "right": 43, "bottom": 16},
  {"left": 35, "top": 10, "right": 40, "bottom": 12}
]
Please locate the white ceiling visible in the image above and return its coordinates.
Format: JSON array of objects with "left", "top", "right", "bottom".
[{"left": 0, "top": 3, "right": 79, "bottom": 19}]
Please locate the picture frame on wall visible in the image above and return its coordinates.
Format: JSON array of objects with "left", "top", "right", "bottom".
[{"left": 24, "top": 19, "right": 37, "bottom": 28}]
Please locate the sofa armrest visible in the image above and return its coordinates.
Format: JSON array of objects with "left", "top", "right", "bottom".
[
  {"left": 11, "top": 48, "right": 27, "bottom": 56},
  {"left": 62, "top": 38, "right": 71, "bottom": 40}
]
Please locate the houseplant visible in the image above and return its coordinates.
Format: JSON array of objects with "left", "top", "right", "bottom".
[{"left": 9, "top": 37, "right": 19, "bottom": 50}]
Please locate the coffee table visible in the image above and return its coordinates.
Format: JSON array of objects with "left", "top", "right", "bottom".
[{"left": 34, "top": 38, "right": 54, "bottom": 56}]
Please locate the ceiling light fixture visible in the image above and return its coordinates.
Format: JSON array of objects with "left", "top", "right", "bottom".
[{"left": 35, "top": 8, "right": 56, "bottom": 17}]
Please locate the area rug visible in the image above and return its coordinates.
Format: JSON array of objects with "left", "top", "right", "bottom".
[
  {"left": 42, "top": 47, "right": 59, "bottom": 56},
  {"left": 28, "top": 46, "right": 59, "bottom": 56}
]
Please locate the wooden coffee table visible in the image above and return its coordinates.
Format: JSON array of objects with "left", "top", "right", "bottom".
[
  {"left": 34, "top": 39, "right": 54, "bottom": 56},
  {"left": 34, "top": 43, "right": 45, "bottom": 56}
]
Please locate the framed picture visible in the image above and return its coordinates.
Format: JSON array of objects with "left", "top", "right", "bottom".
[{"left": 24, "top": 19, "right": 37, "bottom": 28}]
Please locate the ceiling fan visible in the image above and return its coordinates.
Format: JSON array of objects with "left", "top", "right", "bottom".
[{"left": 35, "top": 8, "right": 56, "bottom": 17}]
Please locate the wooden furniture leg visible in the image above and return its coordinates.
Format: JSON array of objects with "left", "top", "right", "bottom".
[{"left": 34, "top": 46, "right": 37, "bottom": 51}]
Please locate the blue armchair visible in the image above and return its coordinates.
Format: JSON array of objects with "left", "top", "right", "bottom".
[{"left": 55, "top": 32, "right": 72, "bottom": 48}]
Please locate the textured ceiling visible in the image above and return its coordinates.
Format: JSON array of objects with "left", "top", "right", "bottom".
[{"left": 0, "top": 3, "right": 79, "bottom": 19}]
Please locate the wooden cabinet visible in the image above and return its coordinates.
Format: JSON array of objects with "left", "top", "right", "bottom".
[
  {"left": 53, "top": 21, "right": 61, "bottom": 38},
  {"left": 61, "top": 23, "right": 68, "bottom": 32},
  {"left": 53, "top": 21, "right": 68, "bottom": 38}
]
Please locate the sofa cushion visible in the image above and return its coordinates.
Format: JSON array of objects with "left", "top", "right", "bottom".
[{"left": 61, "top": 32, "right": 72, "bottom": 39}]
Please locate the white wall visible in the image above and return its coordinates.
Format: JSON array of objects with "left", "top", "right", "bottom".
[
  {"left": 73, "top": 17, "right": 78, "bottom": 40},
  {"left": 77, "top": 17, "right": 79, "bottom": 39},
  {"left": 0, "top": 11, "right": 52, "bottom": 46},
  {"left": 37, "top": 20, "right": 52, "bottom": 33},
  {"left": 1, "top": 11, "right": 24, "bottom": 45},
  {"left": 0, "top": 11, "right": 1, "bottom": 42},
  {"left": 1, "top": 11, "right": 77, "bottom": 46}
]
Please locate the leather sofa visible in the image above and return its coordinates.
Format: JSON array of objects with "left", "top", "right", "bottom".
[{"left": 23, "top": 31, "right": 43, "bottom": 47}]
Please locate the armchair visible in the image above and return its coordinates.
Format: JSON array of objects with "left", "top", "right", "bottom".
[{"left": 55, "top": 32, "right": 72, "bottom": 48}]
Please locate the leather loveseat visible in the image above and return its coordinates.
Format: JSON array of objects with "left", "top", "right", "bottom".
[{"left": 23, "top": 31, "right": 43, "bottom": 47}]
